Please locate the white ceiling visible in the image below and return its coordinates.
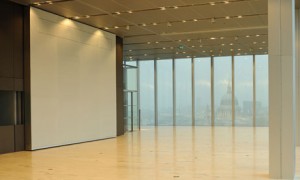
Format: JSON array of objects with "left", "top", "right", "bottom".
[{"left": 13, "top": 0, "right": 269, "bottom": 61}]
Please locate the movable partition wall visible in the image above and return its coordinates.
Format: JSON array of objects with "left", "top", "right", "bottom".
[
  {"left": 135, "top": 55, "right": 268, "bottom": 127},
  {"left": 0, "top": 1, "right": 26, "bottom": 154}
]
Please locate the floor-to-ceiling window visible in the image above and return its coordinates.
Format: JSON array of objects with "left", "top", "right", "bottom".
[
  {"left": 234, "top": 55, "right": 253, "bottom": 126},
  {"left": 157, "top": 59, "right": 173, "bottom": 125},
  {"left": 175, "top": 58, "right": 192, "bottom": 125},
  {"left": 214, "top": 56, "right": 232, "bottom": 126},
  {"left": 139, "top": 60, "right": 155, "bottom": 126},
  {"left": 136, "top": 55, "right": 268, "bottom": 127},
  {"left": 194, "top": 57, "right": 211, "bottom": 125},
  {"left": 255, "top": 55, "right": 269, "bottom": 126}
]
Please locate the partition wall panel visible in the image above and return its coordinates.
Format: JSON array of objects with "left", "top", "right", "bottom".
[
  {"left": 234, "top": 56, "right": 253, "bottom": 126},
  {"left": 214, "top": 56, "right": 232, "bottom": 126},
  {"left": 30, "top": 8, "right": 117, "bottom": 150},
  {"left": 157, "top": 59, "right": 173, "bottom": 125},
  {"left": 194, "top": 58, "right": 211, "bottom": 125},
  {"left": 175, "top": 58, "right": 192, "bottom": 125},
  {"left": 139, "top": 61, "right": 155, "bottom": 126}
]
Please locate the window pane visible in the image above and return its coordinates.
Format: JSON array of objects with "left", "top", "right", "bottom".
[
  {"left": 214, "top": 56, "right": 232, "bottom": 126},
  {"left": 195, "top": 57, "right": 211, "bottom": 125},
  {"left": 157, "top": 59, "right": 173, "bottom": 125},
  {"left": 234, "top": 56, "right": 253, "bottom": 126},
  {"left": 139, "top": 60, "right": 155, "bottom": 126},
  {"left": 124, "top": 61, "right": 137, "bottom": 91},
  {"left": 175, "top": 58, "right": 192, "bottom": 125},
  {"left": 256, "top": 55, "right": 269, "bottom": 126}
]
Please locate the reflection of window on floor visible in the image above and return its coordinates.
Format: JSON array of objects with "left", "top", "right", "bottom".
[{"left": 136, "top": 55, "right": 269, "bottom": 127}]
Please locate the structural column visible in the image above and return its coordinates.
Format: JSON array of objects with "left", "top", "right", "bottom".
[{"left": 269, "top": 0, "right": 296, "bottom": 179}]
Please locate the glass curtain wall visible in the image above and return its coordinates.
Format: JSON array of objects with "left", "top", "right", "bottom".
[
  {"left": 175, "top": 58, "right": 192, "bottom": 125},
  {"left": 157, "top": 59, "right": 173, "bottom": 125},
  {"left": 214, "top": 56, "right": 232, "bottom": 126},
  {"left": 137, "top": 55, "right": 269, "bottom": 127},
  {"left": 139, "top": 61, "right": 155, "bottom": 126},
  {"left": 194, "top": 57, "right": 211, "bottom": 125},
  {"left": 234, "top": 56, "right": 253, "bottom": 126},
  {"left": 255, "top": 55, "right": 269, "bottom": 126}
]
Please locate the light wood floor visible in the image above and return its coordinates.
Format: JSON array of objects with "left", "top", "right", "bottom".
[{"left": 1, "top": 126, "right": 300, "bottom": 180}]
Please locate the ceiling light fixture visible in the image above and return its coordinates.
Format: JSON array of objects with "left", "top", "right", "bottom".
[
  {"left": 256, "top": 34, "right": 260, "bottom": 37},
  {"left": 128, "top": 11, "right": 133, "bottom": 14},
  {"left": 152, "top": 22, "right": 158, "bottom": 26},
  {"left": 160, "top": 7, "right": 166, "bottom": 10},
  {"left": 237, "top": 15, "right": 243, "bottom": 18},
  {"left": 173, "top": 6, "right": 179, "bottom": 9},
  {"left": 147, "top": 42, "right": 151, "bottom": 44},
  {"left": 210, "top": 37, "right": 216, "bottom": 40},
  {"left": 193, "top": 19, "right": 198, "bottom": 22},
  {"left": 104, "top": 27, "right": 109, "bottom": 30},
  {"left": 246, "top": 35, "right": 250, "bottom": 38},
  {"left": 210, "top": 2, "right": 216, "bottom": 5},
  {"left": 115, "top": 12, "right": 121, "bottom": 15},
  {"left": 142, "top": 23, "right": 147, "bottom": 26},
  {"left": 225, "top": 16, "right": 230, "bottom": 19},
  {"left": 85, "top": 15, "right": 90, "bottom": 18},
  {"left": 33, "top": 2, "right": 41, "bottom": 6},
  {"left": 114, "top": 26, "right": 119, "bottom": 29},
  {"left": 224, "top": 1, "right": 229, "bottom": 4},
  {"left": 182, "top": 20, "right": 187, "bottom": 23}
]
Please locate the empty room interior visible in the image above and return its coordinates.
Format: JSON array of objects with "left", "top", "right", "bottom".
[{"left": 1, "top": 0, "right": 300, "bottom": 179}]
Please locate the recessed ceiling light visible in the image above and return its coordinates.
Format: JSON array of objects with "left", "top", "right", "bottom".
[
  {"left": 187, "top": 39, "right": 191, "bottom": 42},
  {"left": 142, "top": 23, "right": 147, "bottom": 26},
  {"left": 221, "top": 44, "right": 225, "bottom": 46},
  {"left": 114, "top": 26, "right": 119, "bottom": 29},
  {"left": 256, "top": 34, "right": 260, "bottom": 37},
  {"left": 199, "top": 45, "right": 203, "bottom": 48},
  {"left": 182, "top": 20, "right": 187, "bottom": 23},
  {"left": 85, "top": 15, "right": 90, "bottom": 18},
  {"left": 210, "top": 2, "right": 216, "bottom": 5},
  {"left": 225, "top": 16, "right": 230, "bottom": 19},
  {"left": 178, "top": 40, "right": 182, "bottom": 42},
  {"left": 163, "top": 47, "right": 166, "bottom": 50},
  {"left": 210, "top": 37, "right": 216, "bottom": 40},
  {"left": 237, "top": 15, "right": 243, "bottom": 18},
  {"left": 155, "top": 41, "right": 159, "bottom": 44},
  {"left": 230, "top": 43, "right": 234, "bottom": 45},
  {"left": 104, "top": 27, "right": 109, "bottom": 30},
  {"left": 259, "top": 47, "right": 263, "bottom": 50},
  {"left": 160, "top": 7, "right": 166, "bottom": 10},
  {"left": 152, "top": 22, "right": 158, "bottom": 26},
  {"left": 253, "top": 42, "right": 257, "bottom": 44},
  {"left": 192, "top": 46, "right": 195, "bottom": 48},
  {"left": 262, "top": 41, "right": 266, "bottom": 44},
  {"left": 246, "top": 35, "right": 250, "bottom": 38},
  {"left": 202, "top": 50, "right": 206, "bottom": 53},
  {"left": 220, "top": 37, "right": 224, "bottom": 39},
  {"left": 115, "top": 12, "right": 121, "bottom": 15},
  {"left": 238, "top": 48, "right": 241, "bottom": 51},
  {"left": 183, "top": 52, "right": 186, "bottom": 54},
  {"left": 193, "top": 19, "right": 198, "bottom": 22},
  {"left": 74, "top": 16, "right": 80, "bottom": 20},
  {"left": 33, "top": 2, "right": 41, "bottom": 6},
  {"left": 173, "top": 6, "right": 179, "bottom": 9},
  {"left": 128, "top": 11, "right": 133, "bottom": 13},
  {"left": 224, "top": 1, "right": 229, "bottom": 4}
]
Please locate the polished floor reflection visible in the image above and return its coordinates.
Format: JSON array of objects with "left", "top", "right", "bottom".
[{"left": 1, "top": 126, "right": 300, "bottom": 179}]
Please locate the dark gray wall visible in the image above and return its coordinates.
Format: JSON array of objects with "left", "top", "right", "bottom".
[{"left": 116, "top": 36, "right": 124, "bottom": 136}]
